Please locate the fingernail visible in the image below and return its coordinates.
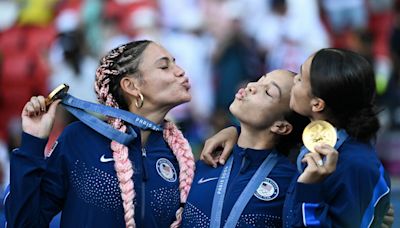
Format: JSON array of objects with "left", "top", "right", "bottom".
[
  {"left": 213, "top": 164, "right": 217, "bottom": 168},
  {"left": 219, "top": 159, "right": 225, "bottom": 165},
  {"left": 317, "top": 160, "right": 324, "bottom": 167}
]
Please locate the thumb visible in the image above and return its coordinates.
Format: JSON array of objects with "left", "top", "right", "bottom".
[{"left": 47, "top": 99, "right": 62, "bottom": 116}]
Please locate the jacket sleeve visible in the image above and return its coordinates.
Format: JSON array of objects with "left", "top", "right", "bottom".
[
  {"left": 4, "top": 132, "right": 66, "bottom": 227},
  {"left": 284, "top": 164, "right": 390, "bottom": 227}
]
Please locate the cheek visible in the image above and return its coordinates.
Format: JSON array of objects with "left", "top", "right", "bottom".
[
  {"left": 290, "top": 86, "right": 304, "bottom": 112},
  {"left": 290, "top": 86, "right": 300, "bottom": 104}
]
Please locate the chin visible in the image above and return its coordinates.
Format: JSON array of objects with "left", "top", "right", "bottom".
[
  {"left": 176, "top": 93, "right": 192, "bottom": 103},
  {"left": 183, "top": 94, "right": 192, "bottom": 103},
  {"left": 229, "top": 103, "right": 240, "bottom": 118}
]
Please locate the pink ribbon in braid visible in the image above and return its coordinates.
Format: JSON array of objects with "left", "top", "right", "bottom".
[
  {"left": 110, "top": 121, "right": 136, "bottom": 228},
  {"left": 94, "top": 44, "right": 137, "bottom": 228},
  {"left": 163, "top": 121, "right": 196, "bottom": 228}
]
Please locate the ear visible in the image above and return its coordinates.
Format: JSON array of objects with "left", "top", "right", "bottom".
[
  {"left": 310, "top": 97, "right": 325, "bottom": 112},
  {"left": 120, "top": 77, "right": 141, "bottom": 97},
  {"left": 270, "top": 120, "right": 293, "bottom": 136}
]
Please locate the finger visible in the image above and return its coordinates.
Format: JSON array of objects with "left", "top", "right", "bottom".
[
  {"left": 307, "top": 152, "right": 324, "bottom": 167},
  {"left": 202, "top": 152, "right": 218, "bottom": 168},
  {"left": 381, "top": 224, "right": 389, "bottom": 228},
  {"left": 218, "top": 142, "right": 234, "bottom": 165},
  {"left": 383, "top": 216, "right": 394, "bottom": 225},
  {"left": 37, "top": 96, "right": 47, "bottom": 112},
  {"left": 200, "top": 143, "right": 218, "bottom": 168},
  {"left": 30, "top": 96, "right": 42, "bottom": 115},
  {"left": 315, "top": 144, "right": 338, "bottom": 171},
  {"left": 387, "top": 204, "right": 394, "bottom": 216},
  {"left": 22, "top": 102, "right": 36, "bottom": 117},
  {"left": 314, "top": 144, "right": 336, "bottom": 156},
  {"left": 302, "top": 155, "right": 319, "bottom": 172}
]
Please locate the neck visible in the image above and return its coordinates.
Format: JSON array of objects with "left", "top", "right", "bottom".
[
  {"left": 130, "top": 106, "right": 167, "bottom": 125},
  {"left": 310, "top": 112, "right": 336, "bottom": 127},
  {"left": 129, "top": 106, "right": 168, "bottom": 145},
  {"left": 237, "top": 124, "right": 276, "bottom": 150}
]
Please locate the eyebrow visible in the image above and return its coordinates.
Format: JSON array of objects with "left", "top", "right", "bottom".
[
  {"left": 155, "top": 57, "right": 175, "bottom": 65},
  {"left": 271, "top": 81, "right": 282, "bottom": 98}
]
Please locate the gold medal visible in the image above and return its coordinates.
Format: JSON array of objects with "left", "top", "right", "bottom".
[
  {"left": 302, "top": 120, "right": 337, "bottom": 153},
  {"left": 45, "top": 83, "right": 69, "bottom": 107}
]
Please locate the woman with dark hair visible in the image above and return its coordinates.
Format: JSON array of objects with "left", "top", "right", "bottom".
[
  {"left": 282, "top": 48, "right": 390, "bottom": 227},
  {"left": 5, "top": 40, "right": 195, "bottom": 227},
  {"left": 182, "top": 70, "right": 309, "bottom": 227},
  {"left": 201, "top": 48, "right": 391, "bottom": 227}
]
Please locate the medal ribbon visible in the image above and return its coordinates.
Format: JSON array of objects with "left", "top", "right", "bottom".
[
  {"left": 210, "top": 151, "right": 280, "bottom": 228},
  {"left": 60, "top": 94, "right": 163, "bottom": 145}
]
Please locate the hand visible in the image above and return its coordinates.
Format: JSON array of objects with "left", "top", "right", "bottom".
[
  {"left": 21, "top": 96, "right": 61, "bottom": 139},
  {"left": 297, "top": 144, "right": 338, "bottom": 183},
  {"left": 200, "top": 126, "right": 238, "bottom": 168},
  {"left": 381, "top": 204, "right": 394, "bottom": 228}
]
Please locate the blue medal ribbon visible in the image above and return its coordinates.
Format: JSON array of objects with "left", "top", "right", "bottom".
[
  {"left": 210, "top": 150, "right": 279, "bottom": 228},
  {"left": 60, "top": 94, "right": 163, "bottom": 145}
]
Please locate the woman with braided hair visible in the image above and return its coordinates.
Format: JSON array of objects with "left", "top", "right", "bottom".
[{"left": 5, "top": 40, "right": 195, "bottom": 227}]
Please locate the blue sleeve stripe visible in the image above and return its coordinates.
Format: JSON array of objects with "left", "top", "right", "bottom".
[
  {"left": 3, "top": 185, "right": 10, "bottom": 206},
  {"left": 361, "top": 165, "right": 390, "bottom": 228},
  {"left": 302, "top": 203, "right": 321, "bottom": 227},
  {"left": 3, "top": 185, "right": 9, "bottom": 228}
]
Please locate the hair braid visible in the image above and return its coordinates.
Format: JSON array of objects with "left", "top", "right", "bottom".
[
  {"left": 94, "top": 41, "right": 151, "bottom": 228},
  {"left": 163, "top": 121, "right": 195, "bottom": 228}
]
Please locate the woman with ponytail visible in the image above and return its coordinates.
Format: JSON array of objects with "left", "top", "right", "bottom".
[
  {"left": 282, "top": 48, "right": 391, "bottom": 227},
  {"left": 201, "top": 48, "right": 391, "bottom": 227},
  {"left": 5, "top": 40, "right": 195, "bottom": 227}
]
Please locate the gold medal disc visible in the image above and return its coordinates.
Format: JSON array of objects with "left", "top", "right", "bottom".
[
  {"left": 45, "top": 83, "right": 69, "bottom": 107},
  {"left": 302, "top": 120, "right": 337, "bottom": 153}
]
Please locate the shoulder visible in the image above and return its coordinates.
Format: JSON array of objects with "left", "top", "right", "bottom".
[
  {"left": 338, "top": 139, "right": 381, "bottom": 171},
  {"left": 332, "top": 139, "right": 384, "bottom": 185},
  {"left": 58, "top": 121, "right": 110, "bottom": 144}
]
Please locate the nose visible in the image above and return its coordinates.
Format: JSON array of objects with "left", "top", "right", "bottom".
[
  {"left": 174, "top": 64, "right": 185, "bottom": 77},
  {"left": 245, "top": 82, "right": 257, "bottom": 94}
]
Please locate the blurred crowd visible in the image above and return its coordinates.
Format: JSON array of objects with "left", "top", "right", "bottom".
[{"left": 0, "top": 0, "right": 399, "bottom": 207}]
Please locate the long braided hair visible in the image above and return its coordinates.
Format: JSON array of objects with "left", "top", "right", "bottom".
[{"left": 94, "top": 40, "right": 195, "bottom": 227}]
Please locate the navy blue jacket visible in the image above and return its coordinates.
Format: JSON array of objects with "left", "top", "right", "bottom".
[
  {"left": 283, "top": 137, "right": 391, "bottom": 227},
  {"left": 182, "top": 145, "right": 296, "bottom": 227},
  {"left": 5, "top": 121, "right": 181, "bottom": 227}
]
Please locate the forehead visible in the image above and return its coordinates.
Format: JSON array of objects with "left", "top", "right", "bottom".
[
  {"left": 300, "top": 56, "right": 313, "bottom": 82},
  {"left": 264, "top": 70, "right": 294, "bottom": 90},
  {"left": 140, "top": 43, "right": 172, "bottom": 67}
]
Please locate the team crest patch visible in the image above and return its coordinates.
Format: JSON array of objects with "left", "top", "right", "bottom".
[
  {"left": 156, "top": 158, "right": 177, "bottom": 182},
  {"left": 254, "top": 178, "right": 279, "bottom": 201}
]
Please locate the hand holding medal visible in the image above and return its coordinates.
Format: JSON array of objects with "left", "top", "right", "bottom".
[
  {"left": 298, "top": 120, "right": 339, "bottom": 184},
  {"left": 22, "top": 84, "right": 69, "bottom": 138}
]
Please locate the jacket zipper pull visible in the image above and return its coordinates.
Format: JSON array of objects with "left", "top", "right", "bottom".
[{"left": 141, "top": 148, "right": 148, "bottom": 181}]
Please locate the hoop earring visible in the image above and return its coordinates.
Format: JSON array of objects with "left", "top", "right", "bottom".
[{"left": 135, "top": 93, "right": 144, "bottom": 109}]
